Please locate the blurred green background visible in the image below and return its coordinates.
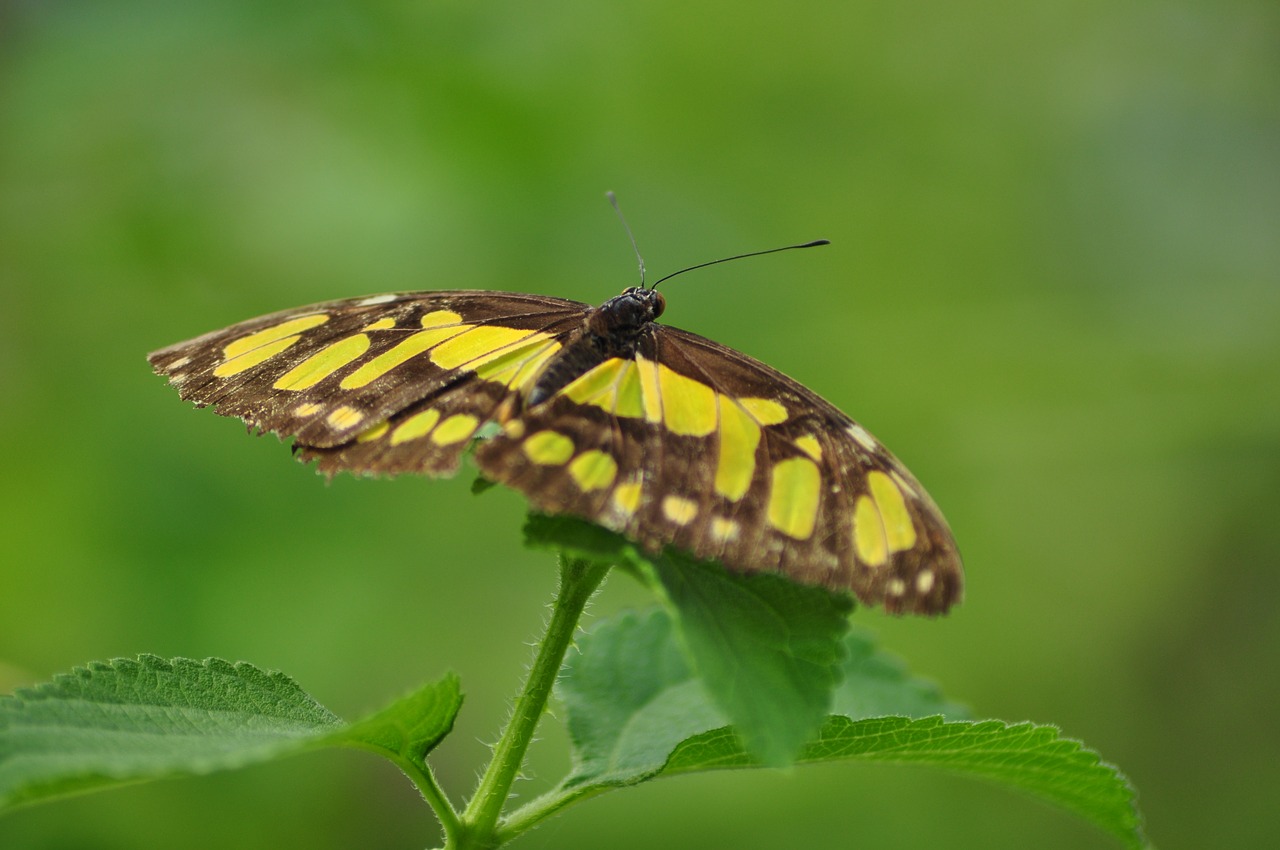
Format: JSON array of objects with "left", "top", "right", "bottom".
[{"left": 2, "top": 2, "right": 1276, "bottom": 848}]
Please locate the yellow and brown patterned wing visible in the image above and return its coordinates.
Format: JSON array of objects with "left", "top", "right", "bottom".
[
  {"left": 474, "top": 325, "right": 963, "bottom": 615},
  {"left": 148, "top": 291, "right": 589, "bottom": 476}
]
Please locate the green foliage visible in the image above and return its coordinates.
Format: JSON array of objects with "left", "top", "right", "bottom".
[
  {"left": 0, "top": 655, "right": 464, "bottom": 815},
  {"left": 0, "top": 656, "right": 343, "bottom": 810},
  {"left": 645, "top": 554, "right": 853, "bottom": 766},
  {"left": 0, "top": 605, "right": 1147, "bottom": 850},
  {"left": 554, "top": 609, "right": 961, "bottom": 790},
  {"left": 529, "top": 608, "right": 1144, "bottom": 850},
  {"left": 526, "top": 513, "right": 855, "bottom": 766},
  {"left": 334, "top": 673, "right": 463, "bottom": 764}
]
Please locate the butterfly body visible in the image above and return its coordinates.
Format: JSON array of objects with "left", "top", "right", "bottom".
[
  {"left": 525, "top": 287, "right": 664, "bottom": 407},
  {"left": 150, "top": 286, "right": 962, "bottom": 615}
]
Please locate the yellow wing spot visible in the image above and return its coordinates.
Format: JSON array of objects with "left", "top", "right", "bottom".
[
  {"left": 356, "top": 421, "right": 390, "bottom": 443},
  {"left": 421, "top": 310, "right": 463, "bottom": 327},
  {"left": 767, "top": 457, "right": 821, "bottom": 540},
  {"left": 636, "top": 355, "right": 664, "bottom": 423},
  {"left": 563, "top": 359, "right": 627, "bottom": 406},
  {"left": 569, "top": 450, "right": 618, "bottom": 491},
  {"left": 561, "top": 358, "right": 646, "bottom": 419},
  {"left": 629, "top": 355, "right": 660, "bottom": 425},
  {"left": 715, "top": 397, "right": 762, "bottom": 502},
  {"left": 710, "top": 517, "right": 740, "bottom": 543},
  {"left": 213, "top": 336, "right": 301, "bottom": 377},
  {"left": 868, "top": 470, "right": 917, "bottom": 553},
  {"left": 222, "top": 314, "right": 329, "bottom": 359},
  {"left": 340, "top": 326, "right": 466, "bottom": 389},
  {"left": 293, "top": 401, "right": 323, "bottom": 417},
  {"left": 612, "top": 480, "right": 643, "bottom": 518},
  {"left": 431, "top": 325, "right": 537, "bottom": 370},
  {"left": 738, "top": 396, "right": 788, "bottom": 426},
  {"left": 522, "top": 430, "right": 576, "bottom": 465},
  {"left": 854, "top": 472, "right": 916, "bottom": 567},
  {"left": 612, "top": 360, "right": 645, "bottom": 417},
  {"left": 431, "top": 413, "right": 480, "bottom": 446},
  {"left": 795, "top": 434, "right": 823, "bottom": 461},
  {"left": 662, "top": 495, "right": 698, "bottom": 526},
  {"left": 273, "top": 333, "right": 371, "bottom": 391},
  {"left": 504, "top": 340, "right": 561, "bottom": 390},
  {"left": 854, "top": 494, "right": 888, "bottom": 567},
  {"left": 474, "top": 336, "right": 560, "bottom": 389},
  {"left": 657, "top": 363, "right": 717, "bottom": 436},
  {"left": 390, "top": 408, "right": 441, "bottom": 445},
  {"left": 327, "top": 406, "right": 365, "bottom": 430},
  {"left": 363, "top": 317, "right": 397, "bottom": 331},
  {"left": 503, "top": 419, "right": 527, "bottom": 439}
]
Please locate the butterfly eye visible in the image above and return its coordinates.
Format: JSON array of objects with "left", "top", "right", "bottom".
[{"left": 651, "top": 291, "right": 666, "bottom": 318}]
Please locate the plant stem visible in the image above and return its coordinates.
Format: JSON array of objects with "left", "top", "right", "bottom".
[
  {"left": 459, "top": 556, "right": 609, "bottom": 848},
  {"left": 388, "top": 752, "right": 463, "bottom": 848},
  {"left": 493, "top": 783, "right": 605, "bottom": 845}
]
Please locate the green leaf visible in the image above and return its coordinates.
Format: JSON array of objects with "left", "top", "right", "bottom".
[
  {"left": 523, "top": 512, "right": 636, "bottom": 567},
  {"left": 558, "top": 608, "right": 724, "bottom": 788},
  {"left": 662, "top": 718, "right": 1145, "bottom": 850},
  {"left": 470, "top": 475, "right": 498, "bottom": 496},
  {"left": 0, "top": 656, "right": 463, "bottom": 815},
  {"left": 833, "top": 626, "right": 969, "bottom": 720},
  {"left": 0, "top": 655, "right": 342, "bottom": 811},
  {"left": 524, "top": 514, "right": 855, "bottom": 767},
  {"left": 332, "top": 673, "right": 462, "bottom": 763},
  {"left": 544, "top": 610, "right": 1144, "bottom": 850},
  {"left": 647, "top": 550, "right": 853, "bottom": 767}
]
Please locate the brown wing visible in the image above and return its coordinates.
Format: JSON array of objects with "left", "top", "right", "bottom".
[
  {"left": 474, "top": 323, "right": 963, "bottom": 615},
  {"left": 149, "top": 291, "right": 590, "bottom": 475}
]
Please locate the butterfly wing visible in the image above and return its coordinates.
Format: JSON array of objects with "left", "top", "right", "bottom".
[
  {"left": 475, "top": 323, "right": 963, "bottom": 615},
  {"left": 149, "top": 291, "right": 590, "bottom": 475}
]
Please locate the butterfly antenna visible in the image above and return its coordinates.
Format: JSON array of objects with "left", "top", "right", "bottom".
[
  {"left": 607, "top": 191, "right": 647, "bottom": 288},
  {"left": 649, "top": 239, "right": 830, "bottom": 290}
]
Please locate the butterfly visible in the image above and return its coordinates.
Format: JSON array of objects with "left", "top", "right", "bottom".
[{"left": 148, "top": 251, "right": 963, "bottom": 615}]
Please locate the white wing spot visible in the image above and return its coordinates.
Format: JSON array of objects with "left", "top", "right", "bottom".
[
  {"left": 888, "top": 578, "right": 907, "bottom": 596},
  {"left": 710, "top": 517, "right": 740, "bottom": 542},
  {"left": 356, "top": 294, "right": 399, "bottom": 306},
  {"left": 916, "top": 570, "right": 935, "bottom": 594},
  {"left": 847, "top": 423, "right": 879, "bottom": 453}
]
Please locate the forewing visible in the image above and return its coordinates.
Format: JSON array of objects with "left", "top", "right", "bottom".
[{"left": 149, "top": 291, "right": 588, "bottom": 474}]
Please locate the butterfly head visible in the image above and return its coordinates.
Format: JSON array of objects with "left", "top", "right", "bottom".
[{"left": 593, "top": 286, "right": 665, "bottom": 336}]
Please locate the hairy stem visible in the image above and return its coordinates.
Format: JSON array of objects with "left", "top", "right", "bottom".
[
  {"left": 458, "top": 556, "right": 609, "bottom": 848},
  {"left": 390, "top": 752, "right": 462, "bottom": 848}
]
